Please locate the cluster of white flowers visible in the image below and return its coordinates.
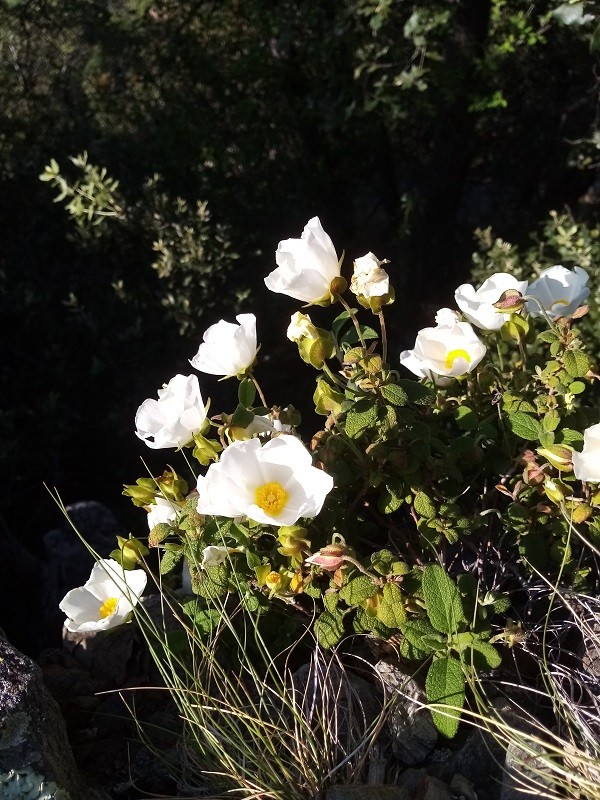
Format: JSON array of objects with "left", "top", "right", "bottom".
[
  {"left": 401, "top": 264, "right": 589, "bottom": 384},
  {"left": 61, "top": 217, "right": 600, "bottom": 635}
]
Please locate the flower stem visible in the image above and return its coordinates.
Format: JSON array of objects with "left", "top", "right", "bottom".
[
  {"left": 335, "top": 293, "right": 366, "bottom": 349},
  {"left": 322, "top": 361, "right": 346, "bottom": 388},
  {"left": 250, "top": 374, "right": 268, "bottom": 408},
  {"left": 378, "top": 310, "right": 388, "bottom": 364},
  {"left": 522, "top": 294, "right": 559, "bottom": 332}
]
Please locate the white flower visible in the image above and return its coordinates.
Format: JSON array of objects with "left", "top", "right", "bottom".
[
  {"left": 196, "top": 434, "right": 334, "bottom": 526},
  {"left": 59, "top": 559, "right": 147, "bottom": 634},
  {"left": 135, "top": 374, "right": 206, "bottom": 450},
  {"left": 190, "top": 313, "right": 258, "bottom": 377},
  {"left": 526, "top": 265, "right": 590, "bottom": 319},
  {"left": 287, "top": 311, "right": 318, "bottom": 342},
  {"left": 400, "top": 320, "right": 486, "bottom": 381},
  {"left": 455, "top": 273, "right": 529, "bottom": 330},
  {"left": 265, "top": 217, "right": 340, "bottom": 304},
  {"left": 147, "top": 497, "right": 178, "bottom": 529},
  {"left": 435, "top": 308, "right": 461, "bottom": 327},
  {"left": 350, "top": 252, "right": 390, "bottom": 299},
  {"left": 573, "top": 423, "right": 600, "bottom": 482},
  {"left": 200, "top": 545, "right": 229, "bottom": 570}
]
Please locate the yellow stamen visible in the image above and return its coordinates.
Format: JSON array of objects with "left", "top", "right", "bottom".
[
  {"left": 255, "top": 481, "right": 289, "bottom": 517},
  {"left": 99, "top": 597, "right": 118, "bottom": 619},
  {"left": 549, "top": 298, "right": 568, "bottom": 309},
  {"left": 445, "top": 348, "right": 471, "bottom": 370}
]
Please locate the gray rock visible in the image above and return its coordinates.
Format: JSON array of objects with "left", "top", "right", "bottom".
[
  {"left": 500, "top": 738, "right": 555, "bottom": 800},
  {"left": 427, "top": 727, "right": 504, "bottom": 797},
  {"left": 375, "top": 661, "right": 438, "bottom": 764},
  {"left": 396, "top": 769, "right": 454, "bottom": 800},
  {"left": 0, "top": 636, "right": 109, "bottom": 800},
  {"left": 326, "top": 786, "right": 412, "bottom": 800}
]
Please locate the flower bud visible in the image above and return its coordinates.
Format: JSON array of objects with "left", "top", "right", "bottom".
[
  {"left": 305, "top": 541, "right": 353, "bottom": 571},
  {"left": 537, "top": 445, "right": 573, "bottom": 472},
  {"left": 493, "top": 289, "right": 525, "bottom": 312},
  {"left": 544, "top": 477, "right": 571, "bottom": 505}
]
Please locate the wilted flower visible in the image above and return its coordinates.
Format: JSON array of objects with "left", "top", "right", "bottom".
[
  {"left": 200, "top": 545, "right": 229, "bottom": 570},
  {"left": 287, "top": 311, "right": 319, "bottom": 343},
  {"left": 455, "top": 273, "right": 529, "bottom": 330},
  {"left": 135, "top": 374, "right": 207, "bottom": 450},
  {"left": 526, "top": 265, "right": 590, "bottom": 319},
  {"left": 59, "top": 559, "right": 147, "bottom": 633},
  {"left": 147, "top": 497, "right": 179, "bottom": 529},
  {"left": 196, "top": 434, "right": 334, "bottom": 526},
  {"left": 265, "top": 217, "right": 341, "bottom": 304},
  {"left": 435, "top": 308, "right": 461, "bottom": 326},
  {"left": 400, "top": 319, "right": 486, "bottom": 381},
  {"left": 190, "top": 313, "right": 258, "bottom": 377},
  {"left": 573, "top": 423, "right": 600, "bottom": 482},
  {"left": 350, "top": 252, "right": 390, "bottom": 300}
]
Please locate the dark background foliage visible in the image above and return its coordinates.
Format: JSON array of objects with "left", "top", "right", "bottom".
[{"left": 2, "top": 0, "right": 599, "bottom": 570}]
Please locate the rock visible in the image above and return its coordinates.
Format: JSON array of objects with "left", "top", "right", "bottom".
[
  {"left": 326, "top": 786, "right": 412, "bottom": 800},
  {"left": 396, "top": 769, "right": 454, "bottom": 800},
  {"left": 375, "top": 661, "right": 437, "bottom": 764},
  {"left": 500, "top": 738, "right": 555, "bottom": 800},
  {"left": 0, "top": 636, "right": 109, "bottom": 800}
]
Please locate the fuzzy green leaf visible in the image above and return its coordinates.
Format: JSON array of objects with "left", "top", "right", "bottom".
[
  {"left": 340, "top": 575, "right": 378, "bottom": 605},
  {"left": 344, "top": 397, "right": 379, "bottom": 437},
  {"left": 400, "top": 618, "right": 439, "bottom": 660},
  {"left": 426, "top": 656, "right": 465, "bottom": 738},
  {"left": 380, "top": 383, "right": 409, "bottom": 406},
  {"left": 563, "top": 350, "right": 592, "bottom": 378},
  {"left": 315, "top": 609, "right": 346, "bottom": 648},
  {"left": 375, "top": 582, "right": 407, "bottom": 629},
  {"left": 469, "top": 639, "right": 502, "bottom": 669},
  {"left": 506, "top": 411, "right": 542, "bottom": 441},
  {"left": 238, "top": 378, "right": 256, "bottom": 408},
  {"left": 159, "top": 548, "right": 183, "bottom": 576},
  {"left": 422, "top": 565, "right": 465, "bottom": 634},
  {"left": 396, "top": 379, "right": 436, "bottom": 406},
  {"left": 414, "top": 491, "right": 436, "bottom": 520}
]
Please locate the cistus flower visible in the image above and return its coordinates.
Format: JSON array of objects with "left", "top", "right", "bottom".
[
  {"left": 190, "top": 313, "right": 258, "bottom": 377},
  {"left": 526, "top": 265, "right": 590, "bottom": 319},
  {"left": 573, "top": 423, "right": 600, "bottom": 482},
  {"left": 350, "top": 252, "right": 391, "bottom": 308},
  {"left": 135, "top": 374, "right": 207, "bottom": 449},
  {"left": 455, "top": 273, "right": 529, "bottom": 330},
  {"left": 147, "top": 497, "right": 179, "bottom": 529},
  {"left": 196, "top": 434, "right": 334, "bottom": 526},
  {"left": 400, "top": 319, "right": 486, "bottom": 381},
  {"left": 435, "top": 308, "right": 461, "bottom": 326},
  {"left": 265, "top": 217, "right": 341, "bottom": 304},
  {"left": 59, "top": 559, "right": 147, "bottom": 633},
  {"left": 200, "top": 545, "right": 229, "bottom": 570}
]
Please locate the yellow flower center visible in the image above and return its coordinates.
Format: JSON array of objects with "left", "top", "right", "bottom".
[
  {"left": 445, "top": 348, "right": 471, "bottom": 370},
  {"left": 255, "top": 481, "right": 289, "bottom": 517},
  {"left": 549, "top": 298, "right": 568, "bottom": 309},
  {"left": 99, "top": 597, "right": 118, "bottom": 619}
]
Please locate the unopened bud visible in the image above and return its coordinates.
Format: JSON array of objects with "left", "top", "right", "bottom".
[
  {"left": 544, "top": 477, "right": 571, "bottom": 505},
  {"left": 537, "top": 445, "right": 573, "bottom": 472},
  {"left": 493, "top": 289, "right": 525, "bottom": 312}
]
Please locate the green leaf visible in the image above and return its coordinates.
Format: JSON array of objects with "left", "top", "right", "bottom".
[
  {"left": 377, "top": 481, "right": 404, "bottom": 514},
  {"left": 400, "top": 618, "right": 438, "bottom": 660},
  {"left": 422, "top": 565, "right": 465, "bottom": 634},
  {"left": 160, "top": 548, "right": 183, "bottom": 576},
  {"left": 192, "top": 563, "right": 230, "bottom": 599},
  {"left": 454, "top": 406, "right": 478, "bottom": 431},
  {"left": 426, "top": 656, "right": 465, "bottom": 738},
  {"left": 468, "top": 639, "right": 502, "bottom": 669},
  {"left": 315, "top": 609, "right": 346, "bottom": 648},
  {"left": 380, "top": 383, "right": 409, "bottom": 406},
  {"left": 340, "top": 575, "right": 378, "bottom": 605},
  {"left": 506, "top": 411, "right": 542, "bottom": 441},
  {"left": 396, "top": 379, "right": 436, "bottom": 406},
  {"left": 558, "top": 428, "right": 584, "bottom": 444},
  {"left": 375, "top": 582, "right": 407, "bottom": 629},
  {"left": 563, "top": 350, "right": 592, "bottom": 378},
  {"left": 414, "top": 491, "right": 436, "bottom": 520},
  {"left": 231, "top": 404, "right": 256, "bottom": 428},
  {"left": 344, "top": 397, "right": 379, "bottom": 437},
  {"left": 238, "top": 378, "right": 256, "bottom": 408},
  {"left": 568, "top": 380, "right": 586, "bottom": 395},
  {"left": 181, "top": 601, "right": 221, "bottom": 635}
]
